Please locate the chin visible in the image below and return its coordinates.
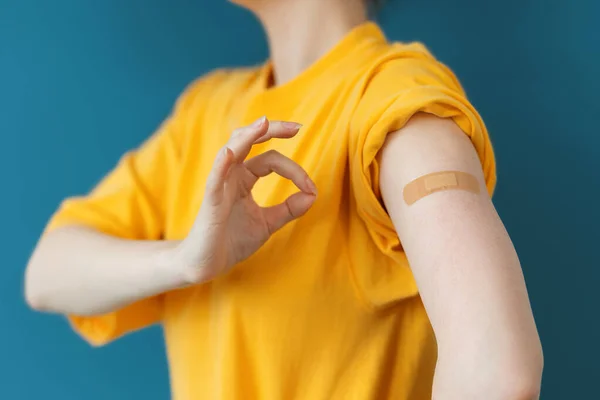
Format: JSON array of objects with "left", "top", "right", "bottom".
[
  {"left": 228, "top": 0, "right": 271, "bottom": 9},
  {"left": 228, "top": 0, "right": 257, "bottom": 6}
]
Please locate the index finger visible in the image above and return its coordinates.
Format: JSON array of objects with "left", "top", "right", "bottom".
[
  {"left": 244, "top": 150, "right": 317, "bottom": 195},
  {"left": 253, "top": 121, "right": 303, "bottom": 144},
  {"left": 227, "top": 118, "right": 302, "bottom": 162}
]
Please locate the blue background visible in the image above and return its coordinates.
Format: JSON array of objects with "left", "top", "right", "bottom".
[{"left": 1, "top": 0, "right": 598, "bottom": 398}]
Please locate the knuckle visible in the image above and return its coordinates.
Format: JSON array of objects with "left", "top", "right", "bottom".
[
  {"left": 264, "top": 149, "right": 279, "bottom": 158},
  {"left": 215, "top": 147, "right": 228, "bottom": 162},
  {"left": 285, "top": 197, "right": 297, "bottom": 218},
  {"left": 231, "top": 127, "right": 245, "bottom": 138}
]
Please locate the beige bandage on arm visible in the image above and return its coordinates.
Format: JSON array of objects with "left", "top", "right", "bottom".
[{"left": 403, "top": 171, "right": 480, "bottom": 205}]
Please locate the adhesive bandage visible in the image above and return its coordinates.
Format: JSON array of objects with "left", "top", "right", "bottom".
[{"left": 403, "top": 171, "right": 480, "bottom": 205}]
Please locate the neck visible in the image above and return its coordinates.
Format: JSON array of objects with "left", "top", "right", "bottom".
[{"left": 254, "top": 0, "right": 368, "bottom": 86}]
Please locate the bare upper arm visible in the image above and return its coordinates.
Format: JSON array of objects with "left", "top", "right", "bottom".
[{"left": 378, "top": 113, "right": 540, "bottom": 369}]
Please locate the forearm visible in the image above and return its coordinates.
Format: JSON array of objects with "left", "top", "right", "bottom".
[{"left": 25, "top": 226, "right": 188, "bottom": 316}]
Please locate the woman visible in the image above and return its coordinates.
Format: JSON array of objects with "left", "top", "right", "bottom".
[{"left": 25, "top": 0, "right": 543, "bottom": 398}]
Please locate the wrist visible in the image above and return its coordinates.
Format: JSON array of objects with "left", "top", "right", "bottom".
[
  {"left": 159, "top": 239, "right": 216, "bottom": 287},
  {"left": 151, "top": 240, "right": 194, "bottom": 289}
]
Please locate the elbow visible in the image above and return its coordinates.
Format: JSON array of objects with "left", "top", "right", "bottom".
[
  {"left": 500, "top": 373, "right": 542, "bottom": 400},
  {"left": 24, "top": 231, "right": 89, "bottom": 315},
  {"left": 508, "top": 352, "right": 544, "bottom": 400},
  {"left": 24, "top": 265, "right": 52, "bottom": 313},
  {"left": 495, "top": 344, "right": 544, "bottom": 400},
  {"left": 437, "top": 338, "right": 544, "bottom": 400},
  {"left": 24, "top": 245, "right": 60, "bottom": 313},
  {"left": 25, "top": 289, "right": 49, "bottom": 313}
]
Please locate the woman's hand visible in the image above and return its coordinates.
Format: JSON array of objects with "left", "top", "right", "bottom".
[{"left": 176, "top": 117, "right": 317, "bottom": 283}]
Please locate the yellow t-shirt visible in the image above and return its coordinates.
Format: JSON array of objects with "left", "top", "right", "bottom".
[{"left": 48, "top": 22, "right": 495, "bottom": 400}]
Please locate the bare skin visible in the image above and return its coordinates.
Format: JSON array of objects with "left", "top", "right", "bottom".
[
  {"left": 26, "top": 118, "right": 316, "bottom": 315},
  {"left": 381, "top": 114, "right": 543, "bottom": 399},
  {"left": 26, "top": 0, "right": 543, "bottom": 398}
]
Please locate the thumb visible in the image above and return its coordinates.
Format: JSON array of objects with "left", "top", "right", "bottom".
[{"left": 263, "top": 192, "right": 316, "bottom": 234}]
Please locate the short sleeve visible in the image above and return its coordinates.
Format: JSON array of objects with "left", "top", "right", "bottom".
[
  {"left": 347, "top": 45, "right": 496, "bottom": 306},
  {"left": 47, "top": 117, "right": 180, "bottom": 237},
  {"left": 46, "top": 70, "right": 223, "bottom": 239},
  {"left": 45, "top": 91, "right": 197, "bottom": 345},
  {"left": 45, "top": 117, "right": 180, "bottom": 345},
  {"left": 45, "top": 72, "right": 227, "bottom": 345}
]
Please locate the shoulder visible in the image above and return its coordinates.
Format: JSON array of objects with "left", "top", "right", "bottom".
[
  {"left": 158, "top": 65, "right": 264, "bottom": 149},
  {"left": 349, "top": 41, "right": 470, "bottom": 137},
  {"left": 173, "top": 65, "right": 264, "bottom": 114},
  {"left": 349, "top": 41, "right": 496, "bottom": 196},
  {"left": 357, "top": 41, "right": 466, "bottom": 102}
]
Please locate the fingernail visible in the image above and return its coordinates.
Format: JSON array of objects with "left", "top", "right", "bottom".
[
  {"left": 305, "top": 177, "right": 318, "bottom": 195},
  {"left": 221, "top": 146, "right": 231, "bottom": 160},
  {"left": 252, "top": 116, "right": 267, "bottom": 128},
  {"left": 282, "top": 122, "right": 302, "bottom": 130}
]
